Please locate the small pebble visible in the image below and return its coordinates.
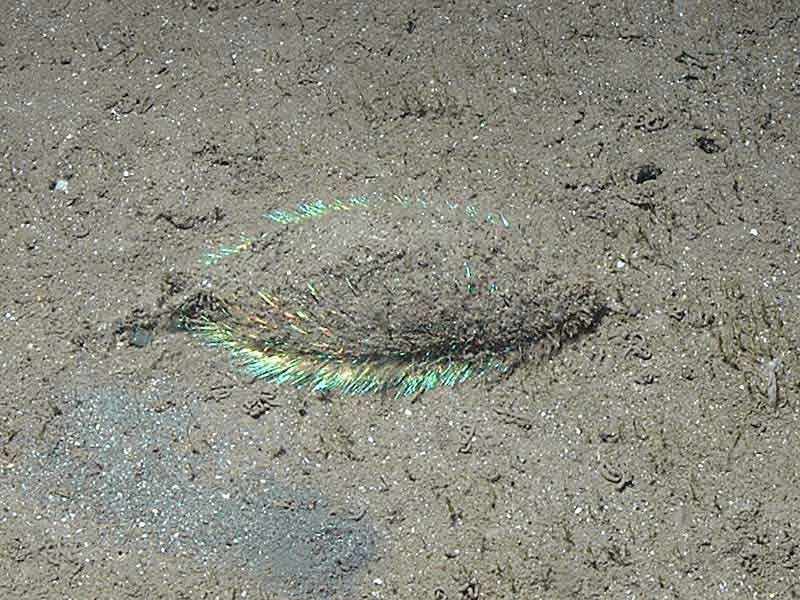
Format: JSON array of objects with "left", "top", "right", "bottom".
[{"left": 129, "top": 326, "right": 154, "bottom": 348}]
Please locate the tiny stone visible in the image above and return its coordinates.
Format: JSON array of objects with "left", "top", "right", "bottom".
[{"left": 129, "top": 326, "right": 154, "bottom": 348}]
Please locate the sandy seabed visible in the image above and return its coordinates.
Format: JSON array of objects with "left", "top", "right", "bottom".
[{"left": 1, "top": 2, "right": 799, "bottom": 599}]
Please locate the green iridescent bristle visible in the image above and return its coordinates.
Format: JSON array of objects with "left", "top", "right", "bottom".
[
  {"left": 185, "top": 285, "right": 509, "bottom": 397},
  {"left": 202, "top": 193, "right": 511, "bottom": 266},
  {"left": 193, "top": 313, "right": 498, "bottom": 396},
  {"left": 202, "top": 234, "right": 255, "bottom": 266}
]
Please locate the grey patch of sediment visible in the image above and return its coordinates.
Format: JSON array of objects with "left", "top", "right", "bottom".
[{"left": 3, "top": 387, "right": 376, "bottom": 599}]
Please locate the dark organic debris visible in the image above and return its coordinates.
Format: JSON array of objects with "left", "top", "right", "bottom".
[
  {"left": 696, "top": 136, "right": 722, "bottom": 154},
  {"left": 632, "top": 164, "right": 662, "bottom": 184}
]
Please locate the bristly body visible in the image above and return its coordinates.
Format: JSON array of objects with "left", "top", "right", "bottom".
[{"left": 184, "top": 193, "right": 604, "bottom": 396}]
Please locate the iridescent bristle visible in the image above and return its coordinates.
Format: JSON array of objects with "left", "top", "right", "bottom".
[
  {"left": 201, "top": 193, "right": 511, "bottom": 266},
  {"left": 190, "top": 311, "right": 503, "bottom": 397}
]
